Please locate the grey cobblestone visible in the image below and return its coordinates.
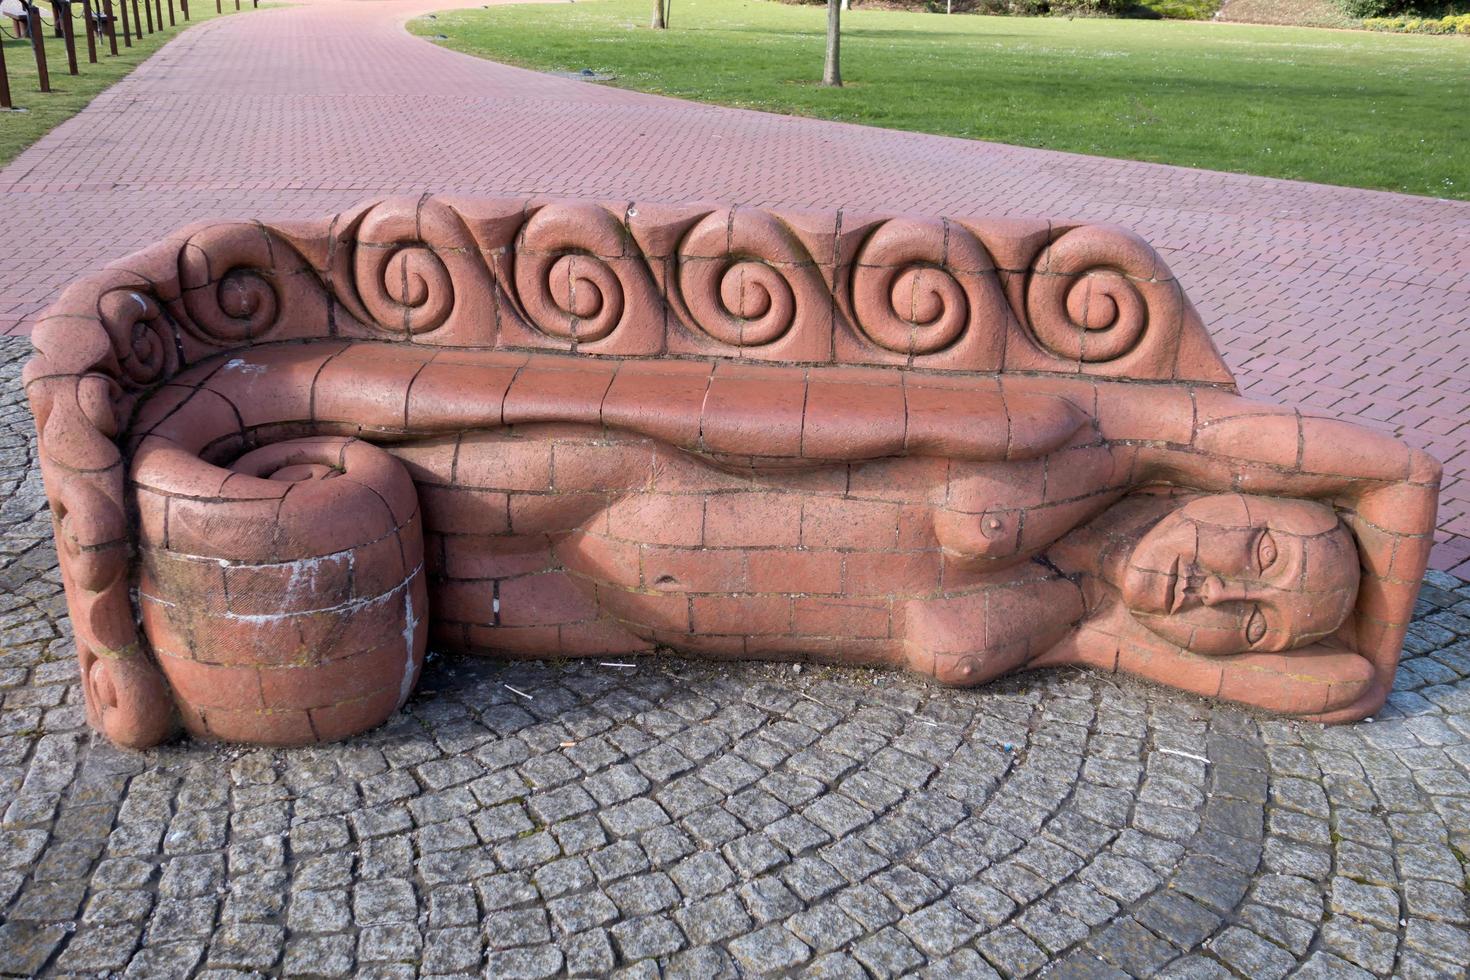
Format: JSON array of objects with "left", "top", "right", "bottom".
[{"left": 0, "top": 334, "right": 1466, "bottom": 977}]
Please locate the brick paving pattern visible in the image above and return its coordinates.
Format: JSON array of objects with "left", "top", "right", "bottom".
[
  {"left": 0, "top": 0, "right": 1467, "bottom": 572},
  {"left": 0, "top": 334, "right": 1467, "bottom": 978}
]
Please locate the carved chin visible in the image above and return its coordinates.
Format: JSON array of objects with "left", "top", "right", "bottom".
[{"left": 1120, "top": 562, "right": 1167, "bottom": 617}]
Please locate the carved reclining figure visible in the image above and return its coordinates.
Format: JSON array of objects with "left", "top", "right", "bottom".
[{"left": 26, "top": 196, "right": 1441, "bottom": 748}]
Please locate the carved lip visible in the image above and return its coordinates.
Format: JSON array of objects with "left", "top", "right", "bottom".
[
  {"left": 1164, "top": 555, "right": 1181, "bottom": 614},
  {"left": 1142, "top": 554, "right": 1183, "bottom": 616}
]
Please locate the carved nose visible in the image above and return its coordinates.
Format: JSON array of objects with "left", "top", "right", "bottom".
[{"left": 1198, "top": 575, "right": 1246, "bottom": 607}]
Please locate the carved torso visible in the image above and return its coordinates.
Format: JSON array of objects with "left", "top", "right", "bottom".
[{"left": 25, "top": 195, "right": 1438, "bottom": 747}]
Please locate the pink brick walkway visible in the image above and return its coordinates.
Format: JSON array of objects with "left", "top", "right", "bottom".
[{"left": 2, "top": 0, "right": 1467, "bottom": 572}]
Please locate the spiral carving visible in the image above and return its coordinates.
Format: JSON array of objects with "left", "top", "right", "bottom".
[
  {"left": 850, "top": 218, "right": 989, "bottom": 356},
  {"left": 513, "top": 203, "right": 635, "bottom": 344},
  {"left": 97, "top": 289, "right": 178, "bottom": 388},
  {"left": 180, "top": 224, "right": 283, "bottom": 344},
  {"left": 687, "top": 256, "right": 796, "bottom": 347},
  {"left": 57, "top": 199, "right": 1218, "bottom": 396},
  {"left": 1025, "top": 226, "right": 1172, "bottom": 364},
  {"left": 355, "top": 242, "right": 455, "bottom": 336},
  {"left": 675, "top": 211, "right": 821, "bottom": 349}
]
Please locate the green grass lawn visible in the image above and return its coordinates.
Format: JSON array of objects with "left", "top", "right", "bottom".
[
  {"left": 0, "top": 2, "right": 258, "bottom": 167},
  {"left": 411, "top": 0, "right": 1469, "bottom": 200}
]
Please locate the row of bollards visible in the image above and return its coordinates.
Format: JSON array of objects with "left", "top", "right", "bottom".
[{"left": 2, "top": 0, "right": 253, "bottom": 111}]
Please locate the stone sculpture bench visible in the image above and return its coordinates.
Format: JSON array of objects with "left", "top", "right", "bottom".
[{"left": 26, "top": 195, "right": 1442, "bottom": 748}]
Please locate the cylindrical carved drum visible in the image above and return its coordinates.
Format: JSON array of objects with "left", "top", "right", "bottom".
[{"left": 137, "top": 437, "right": 427, "bottom": 745}]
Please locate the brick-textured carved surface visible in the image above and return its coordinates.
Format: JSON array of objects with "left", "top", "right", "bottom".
[{"left": 24, "top": 195, "right": 1442, "bottom": 748}]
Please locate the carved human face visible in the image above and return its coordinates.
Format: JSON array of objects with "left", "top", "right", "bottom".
[{"left": 1121, "top": 495, "right": 1359, "bottom": 656}]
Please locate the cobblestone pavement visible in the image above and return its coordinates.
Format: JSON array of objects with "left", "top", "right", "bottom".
[
  {"left": 1, "top": 340, "right": 1469, "bottom": 978},
  {"left": 0, "top": 0, "right": 1468, "bottom": 572}
]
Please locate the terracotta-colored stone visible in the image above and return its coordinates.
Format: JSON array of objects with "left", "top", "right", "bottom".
[
  {"left": 496, "top": 572, "right": 600, "bottom": 627},
  {"left": 700, "top": 371, "right": 807, "bottom": 457},
  {"left": 313, "top": 342, "right": 433, "bottom": 430},
  {"left": 454, "top": 433, "right": 553, "bottom": 491},
  {"left": 557, "top": 618, "right": 656, "bottom": 657},
  {"left": 601, "top": 360, "right": 712, "bottom": 449},
  {"left": 27, "top": 195, "right": 1442, "bottom": 747},
  {"left": 668, "top": 208, "right": 834, "bottom": 363},
  {"left": 793, "top": 596, "right": 892, "bottom": 639},
  {"left": 801, "top": 498, "right": 901, "bottom": 552},
  {"left": 747, "top": 550, "right": 844, "bottom": 596},
  {"left": 704, "top": 493, "right": 801, "bottom": 549},
  {"left": 845, "top": 551, "right": 941, "bottom": 597},
  {"left": 552, "top": 439, "right": 656, "bottom": 493},
  {"left": 258, "top": 638, "right": 417, "bottom": 710},
  {"left": 903, "top": 384, "right": 1009, "bottom": 460},
  {"left": 443, "top": 535, "right": 555, "bottom": 581},
  {"left": 605, "top": 493, "right": 705, "bottom": 548},
  {"left": 463, "top": 622, "right": 564, "bottom": 657},
  {"left": 406, "top": 358, "right": 516, "bottom": 431},
  {"left": 840, "top": 216, "right": 1010, "bottom": 371},
  {"left": 509, "top": 491, "right": 611, "bottom": 536},
  {"left": 803, "top": 381, "right": 906, "bottom": 461},
  {"left": 502, "top": 359, "right": 618, "bottom": 424},
  {"left": 507, "top": 201, "right": 667, "bottom": 355},
  {"left": 639, "top": 545, "right": 748, "bottom": 594},
  {"left": 309, "top": 683, "right": 410, "bottom": 744},
  {"left": 195, "top": 705, "right": 318, "bottom": 747},
  {"left": 692, "top": 594, "right": 793, "bottom": 636}
]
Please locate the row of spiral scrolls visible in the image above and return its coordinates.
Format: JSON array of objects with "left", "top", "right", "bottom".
[{"left": 92, "top": 196, "right": 1197, "bottom": 389}]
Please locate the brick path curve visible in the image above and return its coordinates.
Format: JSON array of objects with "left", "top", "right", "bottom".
[{"left": 1, "top": 0, "right": 1467, "bottom": 570}]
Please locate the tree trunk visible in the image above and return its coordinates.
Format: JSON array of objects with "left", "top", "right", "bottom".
[
  {"left": 822, "top": 0, "right": 841, "bottom": 88},
  {"left": 650, "top": 0, "right": 664, "bottom": 29}
]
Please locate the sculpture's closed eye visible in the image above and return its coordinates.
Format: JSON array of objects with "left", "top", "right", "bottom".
[
  {"left": 1256, "top": 530, "right": 1278, "bottom": 572},
  {"left": 1246, "top": 606, "right": 1268, "bottom": 645}
]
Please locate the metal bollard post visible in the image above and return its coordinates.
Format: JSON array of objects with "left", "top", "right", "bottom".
[
  {"left": 0, "top": 32, "right": 12, "bottom": 110},
  {"left": 117, "top": 0, "right": 130, "bottom": 45},
  {"left": 28, "top": 5, "right": 49, "bottom": 92},
  {"left": 58, "top": 1, "right": 79, "bottom": 75},
  {"left": 141, "top": 0, "right": 150, "bottom": 32},
  {"left": 153, "top": 0, "right": 161, "bottom": 30},
  {"left": 180, "top": 0, "right": 186, "bottom": 20},
  {"left": 103, "top": 0, "right": 117, "bottom": 53},
  {"left": 166, "top": 0, "right": 172, "bottom": 26}
]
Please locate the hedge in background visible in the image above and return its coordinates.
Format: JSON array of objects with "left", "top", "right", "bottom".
[
  {"left": 1334, "top": 0, "right": 1467, "bottom": 18},
  {"left": 1362, "top": 10, "right": 1470, "bottom": 27}
]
